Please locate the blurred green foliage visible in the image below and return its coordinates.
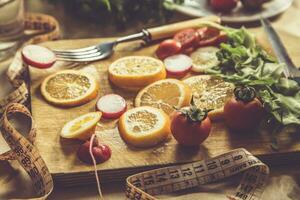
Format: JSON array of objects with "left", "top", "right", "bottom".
[{"left": 47, "top": 0, "right": 184, "bottom": 25}]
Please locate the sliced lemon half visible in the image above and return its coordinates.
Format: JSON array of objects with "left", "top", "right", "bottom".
[
  {"left": 61, "top": 112, "right": 102, "bottom": 140},
  {"left": 183, "top": 75, "right": 234, "bottom": 120},
  {"left": 41, "top": 70, "right": 98, "bottom": 107},
  {"left": 118, "top": 106, "right": 171, "bottom": 148},
  {"left": 108, "top": 56, "right": 166, "bottom": 90},
  {"left": 135, "top": 79, "right": 192, "bottom": 115}
]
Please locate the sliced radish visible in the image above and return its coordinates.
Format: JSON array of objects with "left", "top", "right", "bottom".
[
  {"left": 163, "top": 54, "right": 192, "bottom": 76},
  {"left": 96, "top": 94, "right": 127, "bottom": 119},
  {"left": 21, "top": 45, "right": 56, "bottom": 69}
]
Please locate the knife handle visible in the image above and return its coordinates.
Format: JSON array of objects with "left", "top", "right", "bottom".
[{"left": 146, "top": 16, "right": 221, "bottom": 41}]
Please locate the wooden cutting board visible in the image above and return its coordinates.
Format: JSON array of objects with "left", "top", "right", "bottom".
[{"left": 30, "top": 29, "right": 300, "bottom": 185}]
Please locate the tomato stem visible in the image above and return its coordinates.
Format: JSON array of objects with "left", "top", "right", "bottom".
[
  {"left": 234, "top": 86, "right": 256, "bottom": 103},
  {"left": 176, "top": 96, "right": 211, "bottom": 122}
]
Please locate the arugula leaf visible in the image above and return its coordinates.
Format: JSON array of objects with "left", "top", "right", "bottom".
[
  {"left": 259, "top": 89, "right": 300, "bottom": 125},
  {"left": 206, "top": 26, "right": 300, "bottom": 127}
]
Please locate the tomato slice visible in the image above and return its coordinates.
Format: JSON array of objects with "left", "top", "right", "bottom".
[
  {"left": 217, "top": 31, "right": 228, "bottom": 44},
  {"left": 182, "top": 47, "right": 195, "bottom": 55},
  {"left": 156, "top": 39, "right": 182, "bottom": 60},
  {"left": 174, "top": 28, "right": 198, "bottom": 49},
  {"left": 197, "top": 27, "right": 221, "bottom": 47}
]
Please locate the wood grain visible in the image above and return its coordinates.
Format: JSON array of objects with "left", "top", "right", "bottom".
[{"left": 30, "top": 29, "right": 300, "bottom": 184}]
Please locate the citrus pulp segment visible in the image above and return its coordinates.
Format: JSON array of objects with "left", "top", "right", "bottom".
[
  {"left": 118, "top": 106, "right": 171, "bottom": 148},
  {"left": 183, "top": 75, "right": 234, "bottom": 120},
  {"left": 61, "top": 112, "right": 102, "bottom": 140},
  {"left": 108, "top": 56, "right": 166, "bottom": 89},
  {"left": 41, "top": 70, "right": 98, "bottom": 106},
  {"left": 135, "top": 79, "right": 192, "bottom": 115},
  {"left": 190, "top": 46, "right": 220, "bottom": 72}
]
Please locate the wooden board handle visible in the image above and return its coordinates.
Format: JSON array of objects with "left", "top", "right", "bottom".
[{"left": 146, "top": 16, "right": 221, "bottom": 41}]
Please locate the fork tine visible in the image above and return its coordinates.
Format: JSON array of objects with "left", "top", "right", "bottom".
[
  {"left": 52, "top": 45, "right": 97, "bottom": 54},
  {"left": 54, "top": 48, "right": 99, "bottom": 56},
  {"left": 56, "top": 54, "right": 107, "bottom": 62},
  {"left": 56, "top": 51, "right": 103, "bottom": 59}
]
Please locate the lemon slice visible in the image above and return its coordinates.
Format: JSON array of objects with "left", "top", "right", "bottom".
[
  {"left": 135, "top": 79, "right": 192, "bottom": 115},
  {"left": 190, "top": 46, "right": 220, "bottom": 72},
  {"left": 118, "top": 106, "right": 170, "bottom": 148},
  {"left": 108, "top": 56, "right": 166, "bottom": 90},
  {"left": 183, "top": 75, "right": 234, "bottom": 120},
  {"left": 41, "top": 70, "right": 98, "bottom": 107},
  {"left": 61, "top": 112, "right": 102, "bottom": 140}
]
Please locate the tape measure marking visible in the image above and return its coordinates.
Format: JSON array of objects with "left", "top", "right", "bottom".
[
  {"left": 1, "top": 103, "right": 53, "bottom": 199},
  {"left": 1, "top": 12, "right": 60, "bottom": 160},
  {"left": 126, "top": 149, "right": 269, "bottom": 200}
]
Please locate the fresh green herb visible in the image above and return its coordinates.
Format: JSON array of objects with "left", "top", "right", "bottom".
[{"left": 206, "top": 26, "right": 300, "bottom": 129}]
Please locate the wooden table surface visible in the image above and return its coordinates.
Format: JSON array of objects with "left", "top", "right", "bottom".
[{"left": 1, "top": 1, "right": 300, "bottom": 199}]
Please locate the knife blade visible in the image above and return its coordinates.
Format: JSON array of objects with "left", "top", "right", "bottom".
[{"left": 260, "top": 18, "right": 300, "bottom": 78}]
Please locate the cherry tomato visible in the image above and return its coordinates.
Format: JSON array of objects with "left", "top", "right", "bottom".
[
  {"left": 170, "top": 100, "right": 212, "bottom": 146},
  {"left": 156, "top": 39, "right": 182, "bottom": 60},
  {"left": 197, "top": 27, "right": 221, "bottom": 47},
  {"left": 210, "top": 0, "right": 238, "bottom": 12},
  {"left": 174, "top": 28, "right": 198, "bottom": 49},
  {"left": 224, "top": 87, "right": 264, "bottom": 131}
]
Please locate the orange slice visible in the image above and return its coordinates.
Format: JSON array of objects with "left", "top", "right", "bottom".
[
  {"left": 135, "top": 79, "right": 192, "bottom": 115},
  {"left": 118, "top": 106, "right": 170, "bottom": 148},
  {"left": 183, "top": 75, "right": 234, "bottom": 120},
  {"left": 41, "top": 70, "right": 98, "bottom": 107},
  {"left": 61, "top": 112, "right": 101, "bottom": 140},
  {"left": 108, "top": 56, "right": 166, "bottom": 90}
]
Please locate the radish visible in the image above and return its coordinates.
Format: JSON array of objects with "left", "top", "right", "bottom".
[
  {"left": 77, "top": 136, "right": 112, "bottom": 165},
  {"left": 21, "top": 45, "right": 56, "bottom": 69},
  {"left": 96, "top": 94, "right": 127, "bottom": 119},
  {"left": 164, "top": 54, "right": 192, "bottom": 76}
]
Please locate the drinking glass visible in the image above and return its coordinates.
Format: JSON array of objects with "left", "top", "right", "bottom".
[{"left": 0, "top": 0, "right": 24, "bottom": 61}]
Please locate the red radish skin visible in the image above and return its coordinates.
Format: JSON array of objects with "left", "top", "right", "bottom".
[
  {"left": 164, "top": 54, "right": 192, "bottom": 76},
  {"left": 96, "top": 94, "right": 127, "bottom": 119},
  {"left": 77, "top": 140, "right": 111, "bottom": 164},
  {"left": 22, "top": 45, "right": 56, "bottom": 69}
]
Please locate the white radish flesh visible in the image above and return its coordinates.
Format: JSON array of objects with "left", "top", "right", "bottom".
[
  {"left": 96, "top": 94, "right": 127, "bottom": 119},
  {"left": 21, "top": 45, "right": 56, "bottom": 69},
  {"left": 164, "top": 54, "right": 192, "bottom": 76}
]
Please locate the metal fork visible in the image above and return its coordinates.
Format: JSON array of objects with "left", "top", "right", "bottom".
[
  {"left": 53, "top": 30, "right": 151, "bottom": 62},
  {"left": 52, "top": 16, "right": 221, "bottom": 62}
]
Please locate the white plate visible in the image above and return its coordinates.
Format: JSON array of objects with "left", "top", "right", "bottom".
[{"left": 169, "top": 0, "right": 293, "bottom": 23}]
